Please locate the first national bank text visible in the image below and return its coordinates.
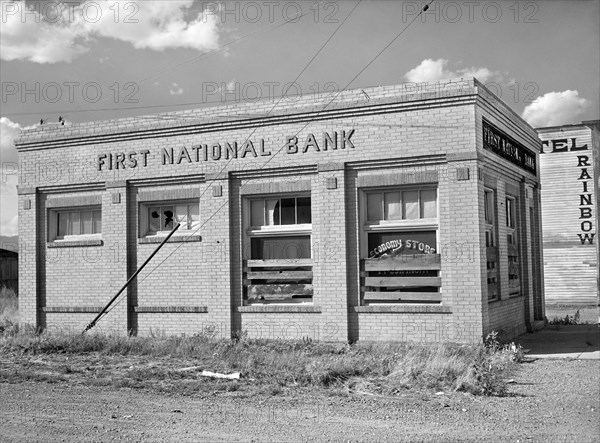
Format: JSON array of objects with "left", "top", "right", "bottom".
[{"left": 97, "top": 130, "right": 355, "bottom": 171}]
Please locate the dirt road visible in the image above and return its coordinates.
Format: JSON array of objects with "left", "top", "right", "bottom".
[{"left": 1, "top": 359, "right": 599, "bottom": 442}]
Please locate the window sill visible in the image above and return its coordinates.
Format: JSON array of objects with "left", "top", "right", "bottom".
[
  {"left": 364, "top": 220, "right": 438, "bottom": 231},
  {"left": 132, "top": 306, "right": 208, "bottom": 313},
  {"left": 47, "top": 239, "right": 103, "bottom": 248},
  {"left": 247, "top": 227, "right": 312, "bottom": 236},
  {"left": 355, "top": 305, "right": 451, "bottom": 314},
  {"left": 138, "top": 235, "right": 202, "bottom": 244},
  {"left": 238, "top": 305, "right": 321, "bottom": 313}
]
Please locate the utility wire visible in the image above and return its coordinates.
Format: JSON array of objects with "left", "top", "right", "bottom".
[
  {"left": 90, "top": 0, "right": 436, "bottom": 325},
  {"left": 98, "top": 0, "right": 363, "bottom": 323},
  {"left": 5, "top": 1, "right": 328, "bottom": 118}
]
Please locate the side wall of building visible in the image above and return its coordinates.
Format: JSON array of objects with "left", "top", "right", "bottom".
[
  {"left": 538, "top": 125, "right": 598, "bottom": 305},
  {"left": 476, "top": 86, "right": 544, "bottom": 339}
]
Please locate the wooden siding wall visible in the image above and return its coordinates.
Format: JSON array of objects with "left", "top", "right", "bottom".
[{"left": 538, "top": 126, "right": 599, "bottom": 305}]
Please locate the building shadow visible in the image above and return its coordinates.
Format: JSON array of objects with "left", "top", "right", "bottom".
[{"left": 516, "top": 324, "right": 599, "bottom": 357}]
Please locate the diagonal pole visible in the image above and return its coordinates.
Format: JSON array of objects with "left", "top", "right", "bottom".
[{"left": 82, "top": 222, "right": 183, "bottom": 334}]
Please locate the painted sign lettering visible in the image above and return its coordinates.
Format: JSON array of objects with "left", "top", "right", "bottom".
[
  {"left": 577, "top": 154, "right": 595, "bottom": 244},
  {"left": 540, "top": 138, "right": 588, "bottom": 154},
  {"left": 97, "top": 130, "right": 355, "bottom": 171},
  {"left": 369, "top": 239, "right": 436, "bottom": 258},
  {"left": 482, "top": 119, "right": 537, "bottom": 174}
]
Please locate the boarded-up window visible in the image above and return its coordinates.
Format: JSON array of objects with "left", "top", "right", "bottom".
[
  {"left": 245, "top": 194, "right": 312, "bottom": 304},
  {"left": 362, "top": 186, "right": 440, "bottom": 305}
]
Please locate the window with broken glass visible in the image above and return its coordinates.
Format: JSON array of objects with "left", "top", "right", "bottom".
[
  {"left": 141, "top": 201, "right": 199, "bottom": 236},
  {"left": 243, "top": 195, "right": 313, "bottom": 304}
]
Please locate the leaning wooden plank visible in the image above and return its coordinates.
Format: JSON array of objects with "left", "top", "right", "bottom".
[
  {"left": 246, "top": 259, "right": 313, "bottom": 268},
  {"left": 364, "top": 276, "right": 441, "bottom": 287},
  {"left": 364, "top": 254, "right": 441, "bottom": 271},
  {"left": 247, "top": 284, "right": 313, "bottom": 300},
  {"left": 246, "top": 271, "right": 313, "bottom": 280},
  {"left": 200, "top": 370, "right": 240, "bottom": 380},
  {"left": 363, "top": 291, "right": 442, "bottom": 302}
]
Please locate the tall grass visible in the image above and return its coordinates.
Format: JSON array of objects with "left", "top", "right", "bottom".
[{"left": 0, "top": 327, "right": 517, "bottom": 396}]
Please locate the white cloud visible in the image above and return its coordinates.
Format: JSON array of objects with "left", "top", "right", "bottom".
[
  {"left": 169, "top": 82, "right": 184, "bottom": 95},
  {"left": 1, "top": 117, "right": 22, "bottom": 165},
  {"left": 521, "top": 90, "right": 590, "bottom": 128},
  {"left": 0, "top": 5, "right": 88, "bottom": 63},
  {"left": 1, "top": 1, "right": 222, "bottom": 64},
  {"left": 0, "top": 117, "right": 33, "bottom": 237},
  {"left": 404, "top": 58, "right": 501, "bottom": 83},
  {"left": 0, "top": 179, "right": 18, "bottom": 237},
  {"left": 225, "top": 80, "right": 237, "bottom": 92}
]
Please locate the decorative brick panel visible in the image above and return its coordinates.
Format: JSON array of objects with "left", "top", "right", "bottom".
[
  {"left": 237, "top": 306, "right": 322, "bottom": 313},
  {"left": 133, "top": 306, "right": 208, "bottom": 313},
  {"left": 47, "top": 239, "right": 103, "bottom": 248},
  {"left": 456, "top": 167, "right": 470, "bottom": 181},
  {"left": 138, "top": 235, "right": 201, "bottom": 244}
]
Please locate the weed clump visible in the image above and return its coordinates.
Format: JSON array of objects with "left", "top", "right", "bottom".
[{"left": 549, "top": 310, "right": 581, "bottom": 325}]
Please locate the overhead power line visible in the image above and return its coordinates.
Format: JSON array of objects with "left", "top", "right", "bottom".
[{"left": 85, "top": 0, "right": 437, "bottom": 326}]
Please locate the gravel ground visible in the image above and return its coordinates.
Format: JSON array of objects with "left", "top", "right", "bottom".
[{"left": 1, "top": 359, "right": 598, "bottom": 442}]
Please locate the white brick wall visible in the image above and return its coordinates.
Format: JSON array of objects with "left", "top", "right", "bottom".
[{"left": 16, "top": 79, "right": 543, "bottom": 342}]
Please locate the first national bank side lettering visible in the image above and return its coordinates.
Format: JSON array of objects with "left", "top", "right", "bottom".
[{"left": 97, "top": 129, "right": 355, "bottom": 171}]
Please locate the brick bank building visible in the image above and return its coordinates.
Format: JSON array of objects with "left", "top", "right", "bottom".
[{"left": 16, "top": 79, "right": 545, "bottom": 342}]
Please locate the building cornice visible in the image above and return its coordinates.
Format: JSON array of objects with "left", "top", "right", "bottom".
[{"left": 15, "top": 95, "right": 478, "bottom": 152}]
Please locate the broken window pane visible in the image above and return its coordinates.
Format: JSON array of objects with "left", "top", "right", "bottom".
[
  {"left": 148, "top": 207, "right": 161, "bottom": 232},
  {"left": 265, "top": 199, "right": 279, "bottom": 226},
  {"left": 163, "top": 206, "right": 174, "bottom": 230},
  {"left": 175, "top": 205, "right": 188, "bottom": 228}
]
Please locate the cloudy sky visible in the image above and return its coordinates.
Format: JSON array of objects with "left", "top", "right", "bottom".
[{"left": 1, "top": 0, "right": 599, "bottom": 237}]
